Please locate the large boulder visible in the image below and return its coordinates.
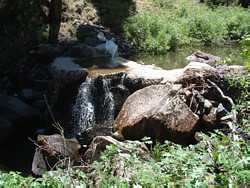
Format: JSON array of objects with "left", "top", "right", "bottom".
[
  {"left": 0, "top": 96, "right": 41, "bottom": 171},
  {"left": 122, "top": 60, "right": 218, "bottom": 84},
  {"left": 0, "top": 95, "right": 40, "bottom": 126},
  {"left": 113, "top": 85, "right": 199, "bottom": 145}
]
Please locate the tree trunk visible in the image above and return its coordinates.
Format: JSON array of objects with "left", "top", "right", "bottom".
[
  {"left": 48, "top": 0, "right": 62, "bottom": 43},
  {"left": 239, "top": 0, "right": 249, "bottom": 8}
]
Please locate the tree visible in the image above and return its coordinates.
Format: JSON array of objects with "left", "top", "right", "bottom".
[
  {"left": 239, "top": 0, "right": 249, "bottom": 8},
  {"left": 48, "top": 0, "right": 62, "bottom": 43}
]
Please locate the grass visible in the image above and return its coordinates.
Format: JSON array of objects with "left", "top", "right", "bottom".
[{"left": 123, "top": 0, "right": 250, "bottom": 54}]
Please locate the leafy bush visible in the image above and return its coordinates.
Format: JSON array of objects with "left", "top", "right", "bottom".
[{"left": 123, "top": 0, "right": 250, "bottom": 54}]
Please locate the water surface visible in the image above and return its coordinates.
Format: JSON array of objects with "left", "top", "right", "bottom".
[{"left": 134, "top": 45, "right": 244, "bottom": 70}]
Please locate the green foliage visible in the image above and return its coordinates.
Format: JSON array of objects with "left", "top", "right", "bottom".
[
  {"left": 241, "top": 34, "right": 250, "bottom": 69},
  {"left": 204, "top": 0, "right": 245, "bottom": 7},
  {"left": 90, "top": 131, "right": 250, "bottom": 187},
  {"left": 123, "top": 0, "right": 250, "bottom": 54},
  {"left": 0, "top": 169, "right": 88, "bottom": 188}
]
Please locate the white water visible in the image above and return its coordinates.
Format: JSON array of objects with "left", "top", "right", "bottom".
[
  {"left": 72, "top": 76, "right": 116, "bottom": 136},
  {"left": 72, "top": 78, "right": 95, "bottom": 133}
]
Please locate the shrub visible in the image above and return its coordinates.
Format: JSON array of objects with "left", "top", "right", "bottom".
[
  {"left": 123, "top": 12, "right": 184, "bottom": 54},
  {"left": 123, "top": 0, "right": 250, "bottom": 54}
]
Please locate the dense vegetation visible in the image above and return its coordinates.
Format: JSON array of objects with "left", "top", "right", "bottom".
[{"left": 124, "top": 0, "right": 250, "bottom": 54}]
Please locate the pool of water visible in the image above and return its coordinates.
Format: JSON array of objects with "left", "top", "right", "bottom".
[{"left": 134, "top": 45, "right": 245, "bottom": 70}]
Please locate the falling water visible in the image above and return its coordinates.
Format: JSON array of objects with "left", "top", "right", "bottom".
[
  {"left": 96, "top": 77, "right": 115, "bottom": 122},
  {"left": 72, "top": 78, "right": 95, "bottom": 133},
  {"left": 72, "top": 76, "right": 116, "bottom": 137}
]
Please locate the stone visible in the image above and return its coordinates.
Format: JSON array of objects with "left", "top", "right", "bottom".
[
  {"left": 83, "top": 136, "right": 150, "bottom": 164},
  {"left": 113, "top": 85, "right": 199, "bottom": 145},
  {"left": 50, "top": 57, "right": 88, "bottom": 83},
  {"left": 76, "top": 24, "right": 102, "bottom": 42},
  {"left": 186, "top": 51, "right": 221, "bottom": 64},
  {"left": 20, "top": 89, "right": 42, "bottom": 102},
  {"left": 202, "top": 107, "right": 218, "bottom": 125},
  {"left": 31, "top": 100, "right": 46, "bottom": 111},
  {"left": 204, "top": 99, "right": 213, "bottom": 111},
  {"left": 216, "top": 64, "right": 245, "bottom": 76},
  {"left": 63, "top": 44, "right": 100, "bottom": 58},
  {"left": 122, "top": 60, "right": 218, "bottom": 84},
  {"left": 0, "top": 95, "right": 40, "bottom": 125},
  {"left": 0, "top": 117, "right": 13, "bottom": 143},
  {"left": 216, "top": 103, "right": 228, "bottom": 118},
  {"left": 32, "top": 134, "right": 81, "bottom": 175}
]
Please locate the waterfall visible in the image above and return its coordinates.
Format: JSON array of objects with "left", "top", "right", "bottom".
[
  {"left": 97, "top": 77, "right": 115, "bottom": 122},
  {"left": 72, "top": 78, "right": 95, "bottom": 133},
  {"left": 72, "top": 76, "right": 116, "bottom": 138}
]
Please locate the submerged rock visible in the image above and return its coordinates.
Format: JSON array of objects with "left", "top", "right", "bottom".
[
  {"left": 186, "top": 51, "right": 221, "bottom": 64},
  {"left": 114, "top": 85, "right": 199, "bottom": 145}
]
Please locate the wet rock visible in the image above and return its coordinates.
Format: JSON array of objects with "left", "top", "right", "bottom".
[
  {"left": 49, "top": 57, "right": 89, "bottom": 131},
  {"left": 186, "top": 51, "right": 221, "bottom": 64},
  {"left": 50, "top": 57, "right": 88, "bottom": 83},
  {"left": 32, "top": 134, "right": 81, "bottom": 176},
  {"left": 63, "top": 44, "right": 100, "bottom": 58},
  {"left": 114, "top": 85, "right": 199, "bottom": 145},
  {"left": 83, "top": 136, "right": 150, "bottom": 164}
]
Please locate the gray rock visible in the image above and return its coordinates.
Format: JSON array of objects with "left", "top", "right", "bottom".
[
  {"left": 50, "top": 57, "right": 88, "bottom": 84},
  {"left": 0, "top": 96, "right": 40, "bottom": 144},
  {"left": 0, "top": 117, "right": 13, "bottom": 143},
  {"left": 32, "top": 134, "right": 81, "bottom": 176},
  {"left": 20, "top": 89, "right": 42, "bottom": 102},
  {"left": 31, "top": 100, "right": 46, "bottom": 111},
  {"left": 216, "top": 103, "right": 228, "bottom": 118},
  {"left": 186, "top": 51, "right": 221, "bottom": 64},
  {"left": 63, "top": 44, "right": 99, "bottom": 58},
  {"left": 114, "top": 85, "right": 199, "bottom": 145},
  {"left": 0, "top": 96, "right": 40, "bottom": 122}
]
